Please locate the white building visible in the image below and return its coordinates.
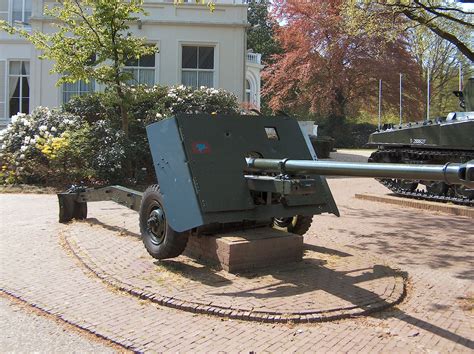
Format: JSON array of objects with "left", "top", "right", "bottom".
[{"left": 0, "top": 0, "right": 263, "bottom": 128}]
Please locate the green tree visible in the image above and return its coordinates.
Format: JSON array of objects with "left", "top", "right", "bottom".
[
  {"left": 408, "top": 26, "right": 473, "bottom": 118},
  {"left": 247, "top": 0, "right": 281, "bottom": 63},
  {"left": 0, "top": 0, "right": 155, "bottom": 136}
]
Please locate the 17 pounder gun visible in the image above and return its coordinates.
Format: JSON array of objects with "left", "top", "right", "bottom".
[{"left": 58, "top": 115, "right": 474, "bottom": 260}]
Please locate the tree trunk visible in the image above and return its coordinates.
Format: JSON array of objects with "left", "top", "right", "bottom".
[
  {"left": 115, "top": 84, "right": 129, "bottom": 137},
  {"left": 331, "top": 87, "right": 347, "bottom": 118},
  {"left": 114, "top": 83, "right": 132, "bottom": 179}
]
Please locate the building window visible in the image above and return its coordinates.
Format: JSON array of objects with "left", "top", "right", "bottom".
[
  {"left": 12, "top": 0, "right": 32, "bottom": 25},
  {"left": 124, "top": 52, "right": 156, "bottom": 86},
  {"left": 62, "top": 80, "right": 95, "bottom": 103},
  {"left": 0, "top": 0, "right": 8, "bottom": 22},
  {"left": 9, "top": 61, "right": 30, "bottom": 117},
  {"left": 181, "top": 46, "right": 214, "bottom": 88},
  {"left": 245, "top": 79, "right": 251, "bottom": 103},
  {"left": 0, "top": 61, "right": 6, "bottom": 121}
]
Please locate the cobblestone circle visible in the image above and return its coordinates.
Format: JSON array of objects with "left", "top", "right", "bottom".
[{"left": 64, "top": 219, "right": 405, "bottom": 323}]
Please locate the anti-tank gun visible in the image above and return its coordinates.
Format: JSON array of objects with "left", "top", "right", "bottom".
[{"left": 58, "top": 115, "right": 474, "bottom": 260}]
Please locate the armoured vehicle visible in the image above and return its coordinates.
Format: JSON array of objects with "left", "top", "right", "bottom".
[
  {"left": 58, "top": 115, "right": 474, "bottom": 260},
  {"left": 368, "top": 78, "right": 474, "bottom": 205}
]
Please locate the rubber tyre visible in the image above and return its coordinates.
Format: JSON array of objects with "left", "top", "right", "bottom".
[
  {"left": 139, "top": 185, "right": 189, "bottom": 259},
  {"left": 272, "top": 215, "right": 313, "bottom": 235}
]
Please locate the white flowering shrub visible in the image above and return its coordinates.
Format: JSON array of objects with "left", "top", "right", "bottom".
[
  {"left": 0, "top": 107, "right": 82, "bottom": 184},
  {"left": 63, "top": 85, "right": 240, "bottom": 126},
  {"left": 150, "top": 85, "right": 240, "bottom": 121}
]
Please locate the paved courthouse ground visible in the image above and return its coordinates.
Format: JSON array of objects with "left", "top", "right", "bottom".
[{"left": 0, "top": 151, "right": 473, "bottom": 352}]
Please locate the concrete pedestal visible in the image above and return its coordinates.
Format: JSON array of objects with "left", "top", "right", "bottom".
[{"left": 185, "top": 228, "right": 303, "bottom": 273}]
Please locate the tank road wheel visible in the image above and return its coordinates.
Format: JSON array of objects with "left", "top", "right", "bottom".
[
  {"left": 425, "top": 181, "right": 448, "bottom": 196},
  {"left": 394, "top": 179, "right": 418, "bottom": 192},
  {"left": 139, "top": 185, "right": 189, "bottom": 260},
  {"left": 454, "top": 185, "right": 474, "bottom": 200},
  {"left": 272, "top": 215, "right": 313, "bottom": 235}
]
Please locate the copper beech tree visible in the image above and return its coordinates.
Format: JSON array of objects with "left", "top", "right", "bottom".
[{"left": 263, "top": 0, "right": 424, "bottom": 120}]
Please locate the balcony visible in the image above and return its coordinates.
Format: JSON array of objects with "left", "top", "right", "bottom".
[{"left": 247, "top": 52, "right": 262, "bottom": 65}]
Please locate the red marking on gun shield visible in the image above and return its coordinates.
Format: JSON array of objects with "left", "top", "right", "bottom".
[{"left": 191, "top": 141, "right": 212, "bottom": 154}]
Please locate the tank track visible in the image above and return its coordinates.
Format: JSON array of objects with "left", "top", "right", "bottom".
[{"left": 369, "top": 148, "right": 474, "bottom": 207}]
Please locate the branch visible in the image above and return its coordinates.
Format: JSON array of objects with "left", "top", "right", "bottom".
[
  {"left": 0, "top": 20, "right": 51, "bottom": 50},
  {"left": 424, "top": 4, "right": 473, "bottom": 15},
  {"left": 401, "top": 9, "right": 473, "bottom": 61},
  {"left": 72, "top": 0, "right": 105, "bottom": 48},
  {"left": 413, "top": 0, "right": 474, "bottom": 28}
]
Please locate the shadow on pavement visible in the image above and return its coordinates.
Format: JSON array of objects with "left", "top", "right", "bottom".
[
  {"left": 374, "top": 308, "right": 474, "bottom": 349},
  {"left": 85, "top": 218, "right": 142, "bottom": 239},
  {"left": 330, "top": 206, "right": 473, "bottom": 280}
]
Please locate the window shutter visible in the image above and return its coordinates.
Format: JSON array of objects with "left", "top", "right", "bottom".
[{"left": 0, "top": 60, "right": 6, "bottom": 123}]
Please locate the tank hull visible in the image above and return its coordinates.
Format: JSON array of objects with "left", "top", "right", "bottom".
[
  {"left": 368, "top": 113, "right": 474, "bottom": 206},
  {"left": 368, "top": 112, "right": 474, "bottom": 150}
]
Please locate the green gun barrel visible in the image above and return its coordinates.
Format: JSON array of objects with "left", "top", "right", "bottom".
[{"left": 246, "top": 158, "right": 474, "bottom": 189}]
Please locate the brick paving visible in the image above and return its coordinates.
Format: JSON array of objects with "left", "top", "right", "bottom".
[
  {"left": 1, "top": 178, "right": 473, "bottom": 352},
  {"left": 65, "top": 215, "right": 404, "bottom": 322}
]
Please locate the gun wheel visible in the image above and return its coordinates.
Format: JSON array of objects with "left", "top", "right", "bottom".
[
  {"left": 139, "top": 185, "right": 189, "bottom": 259},
  {"left": 273, "top": 215, "right": 312, "bottom": 235}
]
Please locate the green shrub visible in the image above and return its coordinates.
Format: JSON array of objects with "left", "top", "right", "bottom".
[{"left": 315, "top": 115, "right": 377, "bottom": 148}]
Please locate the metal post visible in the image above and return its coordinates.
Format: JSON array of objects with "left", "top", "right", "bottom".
[
  {"left": 427, "top": 67, "right": 430, "bottom": 121},
  {"left": 399, "top": 73, "right": 402, "bottom": 125},
  {"left": 459, "top": 63, "right": 463, "bottom": 91},
  {"left": 378, "top": 79, "right": 382, "bottom": 130}
]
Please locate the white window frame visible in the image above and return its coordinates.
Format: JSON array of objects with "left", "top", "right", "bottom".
[
  {"left": 245, "top": 72, "right": 258, "bottom": 106},
  {"left": 61, "top": 79, "right": 96, "bottom": 104},
  {"left": 8, "top": 59, "right": 30, "bottom": 118},
  {"left": 245, "top": 79, "right": 251, "bottom": 103},
  {"left": 11, "top": 0, "right": 32, "bottom": 26},
  {"left": 0, "top": 0, "right": 9, "bottom": 23},
  {"left": 178, "top": 41, "right": 219, "bottom": 89},
  {"left": 0, "top": 60, "right": 6, "bottom": 123},
  {"left": 124, "top": 43, "right": 159, "bottom": 86}
]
